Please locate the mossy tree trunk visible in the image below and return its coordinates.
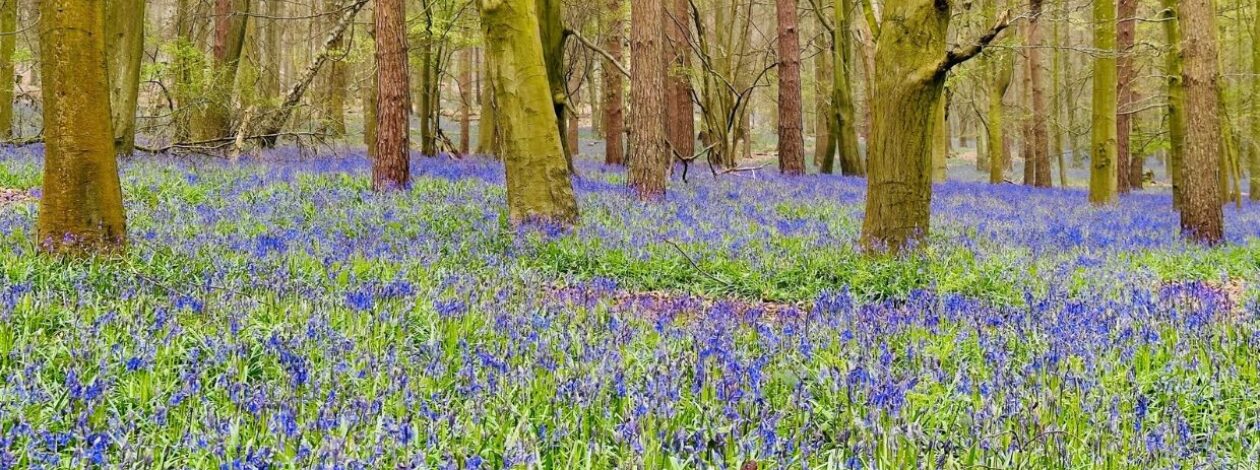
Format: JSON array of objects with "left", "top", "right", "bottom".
[
  {"left": 322, "top": 0, "right": 348, "bottom": 136},
  {"left": 478, "top": 49, "right": 500, "bottom": 156},
  {"left": 1251, "top": 0, "right": 1260, "bottom": 202},
  {"left": 834, "top": 0, "right": 864, "bottom": 176},
  {"left": 479, "top": 0, "right": 580, "bottom": 223},
  {"left": 603, "top": 0, "right": 625, "bottom": 165},
  {"left": 776, "top": 0, "right": 805, "bottom": 175},
  {"left": 373, "top": 0, "right": 410, "bottom": 190},
  {"left": 105, "top": 0, "right": 146, "bottom": 157},
  {"left": 1089, "top": 0, "right": 1118, "bottom": 204},
  {"left": 860, "top": 0, "right": 1007, "bottom": 252},
  {"left": 459, "top": 48, "right": 473, "bottom": 155},
  {"left": 1161, "top": 0, "right": 1186, "bottom": 207},
  {"left": 191, "top": 0, "right": 252, "bottom": 142},
  {"left": 536, "top": 0, "right": 571, "bottom": 162},
  {"left": 1028, "top": 0, "right": 1051, "bottom": 187},
  {"left": 813, "top": 21, "right": 834, "bottom": 170},
  {"left": 38, "top": 0, "right": 127, "bottom": 253},
  {"left": 1177, "top": 0, "right": 1224, "bottom": 243},
  {"left": 984, "top": 0, "right": 1014, "bottom": 184},
  {"left": 627, "top": 0, "right": 668, "bottom": 199},
  {"left": 0, "top": 0, "right": 15, "bottom": 139}
]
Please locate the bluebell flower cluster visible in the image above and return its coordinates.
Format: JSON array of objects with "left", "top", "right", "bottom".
[{"left": 0, "top": 147, "right": 1257, "bottom": 468}]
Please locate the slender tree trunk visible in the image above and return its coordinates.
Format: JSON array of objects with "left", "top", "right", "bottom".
[
  {"left": 479, "top": 0, "right": 580, "bottom": 223},
  {"left": 1162, "top": 0, "right": 1186, "bottom": 207},
  {"left": 478, "top": 50, "right": 499, "bottom": 156},
  {"left": 776, "top": 0, "right": 805, "bottom": 175},
  {"left": 192, "top": 0, "right": 251, "bottom": 141},
  {"left": 1116, "top": 0, "right": 1137, "bottom": 192},
  {"left": 1029, "top": 0, "right": 1051, "bottom": 187},
  {"left": 38, "top": 0, "right": 127, "bottom": 253},
  {"left": 932, "top": 90, "right": 948, "bottom": 182},
  {"left": 460, "top": 48, "right": 473, "bottom": 155},
  {"left": 985, "top": 0, "right": 1013, "bottom": 184},
  {"left": 665, "top": 0, "right": 694, "bottom": 160},
  {"left": 1022, "top": 51, "right": 1035, "bottom": 186},
  {"left": 323, "top": 0, "right": 348, "bottom": 136},
  {"left": 106, "top": 0, "right": 146, "bottom": 156},
  {"left": 603, "top": 0, "right": 626, "bottom": 165},
  {"left": 417, "top": 19, "right": 435, "bottom": 155},
  {"left": 1089, "top": 0, "right": 1118, "bottom": 204},
  {"left": 834, "top": 0, "right": 864, "bottom": 176},
  {"left": 260, "top": 0, "right": 281, "bottom": 113},
  {"left": 813, "top": 24, "right": 834, "bottom": 169},
  {"left": 373, "top": 0, "right": 410, "bottom": 190},
  {"left": 1251, "top": 0, "right": 1260, "bottom": 201},
  {"left": 1051, "top": 0, "right": 1067, "bottom": 187},
  {"left": 0, "top": 0, "right": 17, "bottom": 139},
  {"left": 1177, "top": 0, "right": 1224, "bottom": 243},
  {"left": 537, "top": 0, "right": 571, "bottom": 161},
  {"left": 628, "top": 0, "right": 668, "bottom": 199}
]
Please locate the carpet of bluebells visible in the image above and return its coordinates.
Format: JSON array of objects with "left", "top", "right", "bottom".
[{"left": 1, "top": 145, "right": 1260, "bottom": 469}]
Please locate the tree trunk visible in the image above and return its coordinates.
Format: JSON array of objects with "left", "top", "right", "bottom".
[
  {"left": 1177, "top": 0, "right": 1224, "bottom": 243},
  {"left": 192, "top": 0, "right": 251, "bottom": 141},
  {"left": 665, "top": 0, "right": 695, "bottom": 161},
  {"left": 479, "top": 0, "right": 580, "bottom": 223},
  {"left": 1028, "top": 0, "right": 1051, "bottom": 187},
  {"left": 106, "top": 0, "right": 145, "bottom": 156},
  {"left": 373, "top": 0, "right": 410, "bottom": 190},
  {"left": 1089, "top": 0, "right": 1118, "bottom": 204},
  {"left": 834, "top": 0, "right": 864, "bottom": 176},
  {"left": 860, "top": 0, "right": 1000, "bottom": 252},
  {"left": 1051, "top": 0, "right": 1067, "bottom": 187},
  {"left": 776, "top": 0, "right": 805, "bottom": 175},
  {"left": 1116, "top": 0, "right": 1137, "bottom": 192},
  {"left": 478, "top": 49, "right": 499, "bottom": 156},
  {"left": 38, "top": 0, "right": 127, "bottom": 253},
  {"left": 460, "top": 48, "right": 473, "bottom": 156},
  {"left": 603, "top": 0, "right": 625, "bottom": 165},
  {"left": 628, "top": 0, "right": 668, "bottom": 199},
  {"left": 985, "top": 0, "right": 1014, "bottom": 184},
  {"left": 536, "top": 0, "right": 571, "bottom": 161},
  {"left": 416, "top": 20, "right": 435, "bottom": 156},
  {"left": 1252, "top": 0, "right": 1260, "bottom": 202},
  {"left": 1161, "top": 0, "right": 1187, "bottom": 207},
  {"left": 323, "top": 0, "right": 348, "bottom": 136},
  {"left": 0, "top": 0, "right": 16, "bottom": 139},
  {"left": 813, "top": 24, "right": 834, "bottom": 169}
]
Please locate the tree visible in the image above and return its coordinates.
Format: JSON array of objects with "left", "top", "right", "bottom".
[
  {"left": 0, "top": 0, "right": 15, "bottom": 139},
  {"left": 664, "top": 0, "right": 694, "bottom": 161},
  {"left": 1089, "top": 0, "right": 1118, "bottom": 204},
  {"left": 459, "top": 48, "right": 473, "bottom": 155},
  {"left": 322, "top": 0, "right": 349, "bottom": 136},
  {"left": 984, "top": 0, "right": 1014, "bottom": 184},
  {"left": 628, "top": 0, "right": 668, "bottom": 199},
  {"left": 776, "top": 0, "right": 805, "bottom": 175},
  {"left": 191, "top": 0, "right": 251, "bottom": 141},
  {"left": 1161, "top": 0, "right": 1186, "bottom": 207},
  {"left": 860, "top": 0, "right": 1008, "bottom": 252},
  {"left": 1252, "top": 0, "right": 1260, "bottom": 202},
  {"left": 373, "top": 0, "right": 411, "bottom": 191},
  {"left": 38, "top": 0, "right": 127, "bottom": 253},
  {"left": 1028, "top": 0, "right": 1050, "bottom": 187},
  {"left": 833, "top": 0, "right": 863, "bottom": 176},
  {"left": 1116, "top": 0, "right": 1137, "bottom": 192},
  {"left": 1177, "top": 0, "right": 1224, "bottom": 243},
  {"left": 106, "top": 0, "right": 146, "bottom": 156},
  {"left": 479, "top": 0, "right": 580, "bottom": 223},
  {"left": 603, "top": 0, "right": 625, "bottom": 165}
]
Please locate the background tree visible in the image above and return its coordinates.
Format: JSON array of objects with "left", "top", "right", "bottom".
[
  {"left": 1089, "top": 0, "right": 1117, "bottom": 204},
  {"left": 776, "top": 0, "right": 805, "bottom": 175},
  {"left": 1177, "top": 0, "right": 1224, "bottom": 243},
  {"left": 106, "top": 0, "right": 146, "bottom": 156},
  {"left": 603, "top": 0, "right": 625, "bottom": 165},
  {"left": 373, "top": 0, "right": 410, "bottom": 190},
  {"left": 0, "top": 0, "right": 14, "bottom": 140},
  {"left": 38, "top": 0, "right": 127, "bottom": 253},
  {"left": 628, "top": 0, "right": 667, "bottom": 199}
]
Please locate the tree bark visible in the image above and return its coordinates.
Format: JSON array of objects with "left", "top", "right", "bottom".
[
  {"left": 479, "top": 0, "right": 580, "bottom": 224},
  {"left": 664, "top": 0, "right": 694, "bottom": 161},
  {"left": 985, "top": 0, "right": 1014, "bottom": 184},
  {"left": 322, "top": 0, "right": 348, "bottom": 136},
  {"left": 1028, "top": 0, "right": 1051, "bottom": 187},
  {"left": 373, "top": 0, "right": 410, "bottom": 191},
  {"left": 603, "top": 0, "right": 625, "bottom": 165},
  {"left": 105, "top": 0, "right": 145, "bottom": 156},
  {"left": 1089, "top": 0, "right": 1118, "bottom": 204},
  {"left": 1161, "top": 0, "right": 1186, "bottom": 207},
  {"left": 460, "top": 47, "right": 473, "bottom": 156},
  {"left": 834, "top": 0, "right": 864, "bottom": 176},
  {"left": 1116, "top": 0, "right": 1137, "bottom": 192},
  {"left": 776, "top": 0, "right": 805, "bottom": 175},
  {"left": 628, "top": 0, "right": 668, "bottom": 199},
  {"left": 860, "top": 0, "right": 1006, "bottom": 252},
  {"left": 813, "top": 22, "right": 834, "bottom": 169},
  {"left": 478, "top": 48, "right": 500, "bottom": 156},
  {"left": 1252, "top": 0, "right": 1260, "bottom": 201},
  {"left": 537, "top": 0, "right": 571, "bottom": 161},
  {"left": 38, "top": 0, "right": 127, "bottom": 253},
  {"left": 1177, "top": 0, "right": 1224, "bottom": 243},
  {"left": 192, "top": 0, "right": 251, "bottom": 141},
  {"left": 0, "top": 0, "right": 16, "bottom": 139}
]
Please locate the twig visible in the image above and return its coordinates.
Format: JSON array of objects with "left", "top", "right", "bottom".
[{"left": 664, "top": 239, "right": 734, "bottom": 289}]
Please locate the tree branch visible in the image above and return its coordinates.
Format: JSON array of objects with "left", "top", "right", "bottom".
[
  {"left": 564, "top": 28, "right": 629, "bottom": 78},
  {"left": 935, "top": 9, "right": 1012, "bottom": 76}
]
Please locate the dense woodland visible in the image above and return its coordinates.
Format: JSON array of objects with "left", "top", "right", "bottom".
[
  {"left": 12, "top": 0, "right": 1257, "bottom": 253},
  {"left": 1, "top": 0, "right": 1260, "bottom": 468}
]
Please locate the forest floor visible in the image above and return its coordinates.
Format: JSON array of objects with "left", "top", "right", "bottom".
[{"left": 1, "top": 146, "right": 1259, "bottom": 468}]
